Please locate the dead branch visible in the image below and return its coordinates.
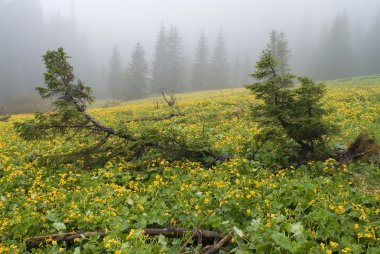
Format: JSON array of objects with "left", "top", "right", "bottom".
[
  {"left": 0, "top": 115, "right": 11, "bottom": 122},
  {"left": 162, "top": 91, "right": 176, "bottom": 106},
  {"left": 26, "top": 231, "right": 106, "bottom": 249},
  {"left": 26, "top": 228, "right": 225, "bottom": 249},
  {"left": 124, "top": 113, "right": 186, "bottom": 123},
  {"left": 202, "top": 232, "right": 233, "bottom": 254},
  {"left": 177, "top": 187, "right": 232, "bottom": 253}
]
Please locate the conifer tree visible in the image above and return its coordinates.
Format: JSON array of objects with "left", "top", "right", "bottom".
[
  {"left": 126, "top": 42, "right": 149, "bottom": 99},
  {"left": 267, "top": 30, "right": 291, "bottom": 76},
  {"left": 247, "top": 50, "right": 337, "bottom": 160},
  {"left": 191, "top": 31, "right": 210, "bottom": 91},
  {"left": 315, "top": 13, "right": 353, "bottom": 80},
  {"left": 209, "top": 31, "right": 230, "bottom": 89},
  {"left": 166, "top": 26, "right": 185, "bottom": 92},
  {"left": 363, "top": 10, "right": 380, "bottom": 75},
  {"left": 151, "top": 25, "right": 168, "bottom": 94},
  {"left": 108, "top": 46, "right": 124, "bottom": 99}
]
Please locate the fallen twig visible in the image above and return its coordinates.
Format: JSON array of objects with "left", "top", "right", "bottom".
[
  {"left": 176, "top": 186, "right": 232, "bottom": 253},
  {"left": 202, "top": 232, "right": 233, "bottom": 254}
]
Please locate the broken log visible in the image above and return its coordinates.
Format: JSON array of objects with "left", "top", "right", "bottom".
[{"left": 26, "top": 227, "right": 225, "bottom": 249}]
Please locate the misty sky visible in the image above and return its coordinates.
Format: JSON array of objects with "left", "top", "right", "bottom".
[{"left": 38, "top": 0, "right": 380, "bottom": 65}]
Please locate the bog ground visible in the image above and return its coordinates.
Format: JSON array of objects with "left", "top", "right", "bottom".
[{"left": 0, "top": 76, "right": 380, "bottom": 253}]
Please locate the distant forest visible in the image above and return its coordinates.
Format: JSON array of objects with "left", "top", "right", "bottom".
[{"left": 1, "top": 0, "right": 380, "bottom": 101}]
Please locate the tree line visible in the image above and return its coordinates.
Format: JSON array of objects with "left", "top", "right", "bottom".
[
  {"left": 107, "top": 26, "right": 248, "bottom": 100},
  {"left": 1, "top": 0, "right": 380, "bottom": 101}
]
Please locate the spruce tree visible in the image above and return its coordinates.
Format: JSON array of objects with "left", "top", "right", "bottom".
[
  {"left": 191, "top": 31, "right": 210, "bottom": 91},
  {"left": 108, "top": 46, "right": 124, "bottom": 99},
  {"left": 151, "top": 25, "right": 168, "bottom": 94},
  {"left": 209, "top": 31, "right": 230, "bottom": 89},
  {"left": 267, "top": 30, "right": 291, "bottom": 76},
  {"left": 363, "top": 10, "right": 380, "bottom": 75},
  {"left": 247, "top": 50, "right": 337, "bottom": 160},
  {"left": 316, "top": 13, "right": 353, "bottom": 80},
  {"left": 125, "top": 42, "right": 149, "bottom": 99},
  {"left": 166, "top": 26, "right": 185, "bottom": 92}
]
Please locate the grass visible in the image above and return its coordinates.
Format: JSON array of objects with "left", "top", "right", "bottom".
[{"left": 0, "top": 76, "right": 379, "bottom": 253}]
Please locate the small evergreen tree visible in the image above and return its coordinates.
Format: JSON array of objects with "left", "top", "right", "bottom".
[
  {"left": 247, "top": 50, "right": 337, "bottom": 160},
  {"left": 14, "top": 47, "right": 94, "bottom": 141},
  {"left": 14, "top": 48, "right": 227, "bottom": 168},
  {"left": 125, "top": 42, "right": 149, "bottom": 99}
]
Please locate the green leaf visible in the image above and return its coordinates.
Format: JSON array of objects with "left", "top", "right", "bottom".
[
  {"left": 52, "top": 222, "right": 66, "bottom": 231},
  {"left": 46, "top": 212, "right": 58, "bottom": 222},
  {"left": 233, "top": 226, "right": 244, "bottom": 238},
  {"left": 73, "top": 247, "right": 81, "bottom": 254},
  {"left": 291, "top": 222, "right": 304, "bottom": 236},
  {"left": 272, "top": 232, "right": 293, "bottom": 251}
]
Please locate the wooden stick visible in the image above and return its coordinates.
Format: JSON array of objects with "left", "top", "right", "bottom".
[{"left": 202, "top": 232, "right": 233, "bottom": 254}]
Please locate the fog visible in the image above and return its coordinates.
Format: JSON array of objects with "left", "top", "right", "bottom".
[{"left": 1, "top": 0, "right": 380, "bottom": 105}]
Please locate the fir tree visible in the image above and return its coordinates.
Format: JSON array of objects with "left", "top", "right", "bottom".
[
  {"left": 209, "top": 31, "right": 230, "bottom": 89},
  {"left": 363, "top": 10, "right": 380, "bottom": 75},
  {"left": 325, "top": 13, "right": 353, "bottom": 79},
  {"left": 191, "top": 31, "right": 210, "bottom": 91},
  {"left": 151, "top": 25, "right": 168, "bottom": 94},
  {"left": 267, "top": 30, "right": 291, "bottom": 76},
  {"left": 166, "top": 26, "right": 185, "bottom": 92},
  {"left": 315, "top": 13, "right": 353, "bottom": 80},
  {"left": 126, "top": 42, "right": 149, "bottom": 99},
  {"left": 108, "top": 46, "right": 124, "bottom": 99},
  {"left": 247, "top": 50, "right": 337, "bottom": 160}
]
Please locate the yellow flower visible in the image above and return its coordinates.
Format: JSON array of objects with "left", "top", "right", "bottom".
[
  {"left": 326, "top": 250, "right": 332, "bottom": 254},
  {"left": 320, "top": 242, "right": 325, "bottom": 250},
  {"left": 342, "top": 247, "right": 351, "bottom": 253},
  {"left": 126, "top": 229, "right": 136, "bottom": 240},
  {"left": 353, "top": 223, "right": 359, "bottom": 230},
  {"left": 334, "top": 205, "right": 345, "bottom": 214},
  {"left": 136, "top": 204, "right": 144, "bottom": 211},
  {"left": 329, "top": 241, "right": 338, "bottom": 248}
]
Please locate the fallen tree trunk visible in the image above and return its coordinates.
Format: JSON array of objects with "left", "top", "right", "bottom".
[
  {"left": 124, "top": 113, "right": 186, "bottom": 123},
  {"left": 26, "top": 227, "right": 227, "bottom": 249}
]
